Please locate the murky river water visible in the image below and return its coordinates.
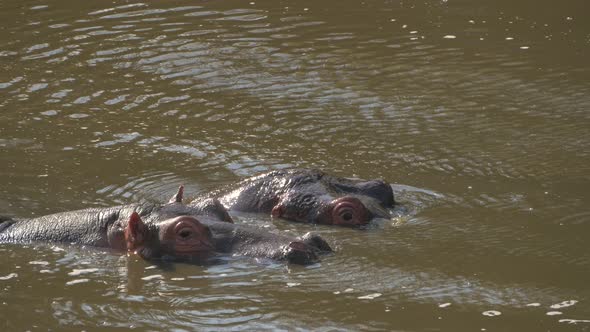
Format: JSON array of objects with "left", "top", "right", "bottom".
[{"left": 1, "top": 0, "right": 589, "bottom": 330}]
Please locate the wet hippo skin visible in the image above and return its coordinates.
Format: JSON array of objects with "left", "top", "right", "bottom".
[
  {"left": 192, "top": 169, "right": 395, "bottom": 227},
  {"left": 0, "top": 187, "right": 332, "bottom": 265}
]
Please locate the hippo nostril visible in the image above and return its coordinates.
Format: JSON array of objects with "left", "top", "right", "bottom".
[
  {"left": 288, "top": 241, "right": 307, "bottom": 251},
  {"left": 285, "top": 241, "right": 317, "bottom": 265}
]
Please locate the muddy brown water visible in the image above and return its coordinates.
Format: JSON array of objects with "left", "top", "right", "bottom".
[{"left": 1, "top": 0, "right": 589, "bottom": 330}]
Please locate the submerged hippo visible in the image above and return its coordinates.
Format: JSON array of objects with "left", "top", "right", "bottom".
[
  {"left": 0, "top": 187, "right": 331, "bottom": 265},
  {"left": 192, "top": 169, "right": 395, "bottom": 227}
]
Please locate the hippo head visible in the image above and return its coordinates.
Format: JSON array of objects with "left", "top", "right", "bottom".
[
  {"left": 122, "top": 212, "right": 215, "bottom": 261},
  {"left": 270, "top": 178, "right": 394, "bottom": 227},
  {"left": 173, "top": 185, "right": 233, "bottom": 223}
]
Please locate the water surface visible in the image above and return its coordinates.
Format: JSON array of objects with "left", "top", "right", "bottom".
[{"left": 1, "top": 0, "right": 589, "bottom": 330}]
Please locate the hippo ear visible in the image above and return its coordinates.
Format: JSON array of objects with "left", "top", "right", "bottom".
[
  {"left": 200, "top": 198, "right": 234, "bottom": 223},
  {"left": 271, "top": 204, "right": 284, "bottom": 218},
  {"left": 125, "top": 212, "right": 147, "bottom": 251},
  {"left": 168, "top": 185, "right": 184, "bottom": 204}
]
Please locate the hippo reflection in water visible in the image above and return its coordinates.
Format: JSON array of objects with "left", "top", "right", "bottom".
[
  {"left": 193, "top": 169, "right": 395, "bottom": 227},
  {"left": 0, "top": 187, "right": 331, "bottom": 265}
]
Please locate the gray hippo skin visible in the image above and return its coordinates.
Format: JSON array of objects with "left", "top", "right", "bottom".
[
  {"left": 192, "top": 169, "right": 394, "bottom": 227},
  {"left": 0, "top": 187, "right": 331, "bottom": 265}
]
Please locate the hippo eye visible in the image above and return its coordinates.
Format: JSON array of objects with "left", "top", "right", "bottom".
[
  {"left": 179, "top": 229, "right": 192, "bottom": 239},
  {"left": 341, "top": 211, "right": 353, "bottom": 221}
]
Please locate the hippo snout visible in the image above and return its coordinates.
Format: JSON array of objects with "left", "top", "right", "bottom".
[
  {"left": 283, "top": 241, "right": 319, "bottom": 265},
  {"left": 357, "top": 179, "right": 395, "bottom": 207},
  {"left": 300, "top": 232, "right": 333, "bottom": 252}
]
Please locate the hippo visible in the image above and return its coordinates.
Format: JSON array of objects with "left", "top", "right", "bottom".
[
  {"left": 192, "top": 168, "right": 394, "bottom": 227},
  {"left": 0, "top": 187, "right": 332, "bottom": 265}
]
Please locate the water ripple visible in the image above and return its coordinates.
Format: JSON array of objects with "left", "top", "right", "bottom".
[{"left": 1, "top": 0, "right": 589, "bottom": 330}]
